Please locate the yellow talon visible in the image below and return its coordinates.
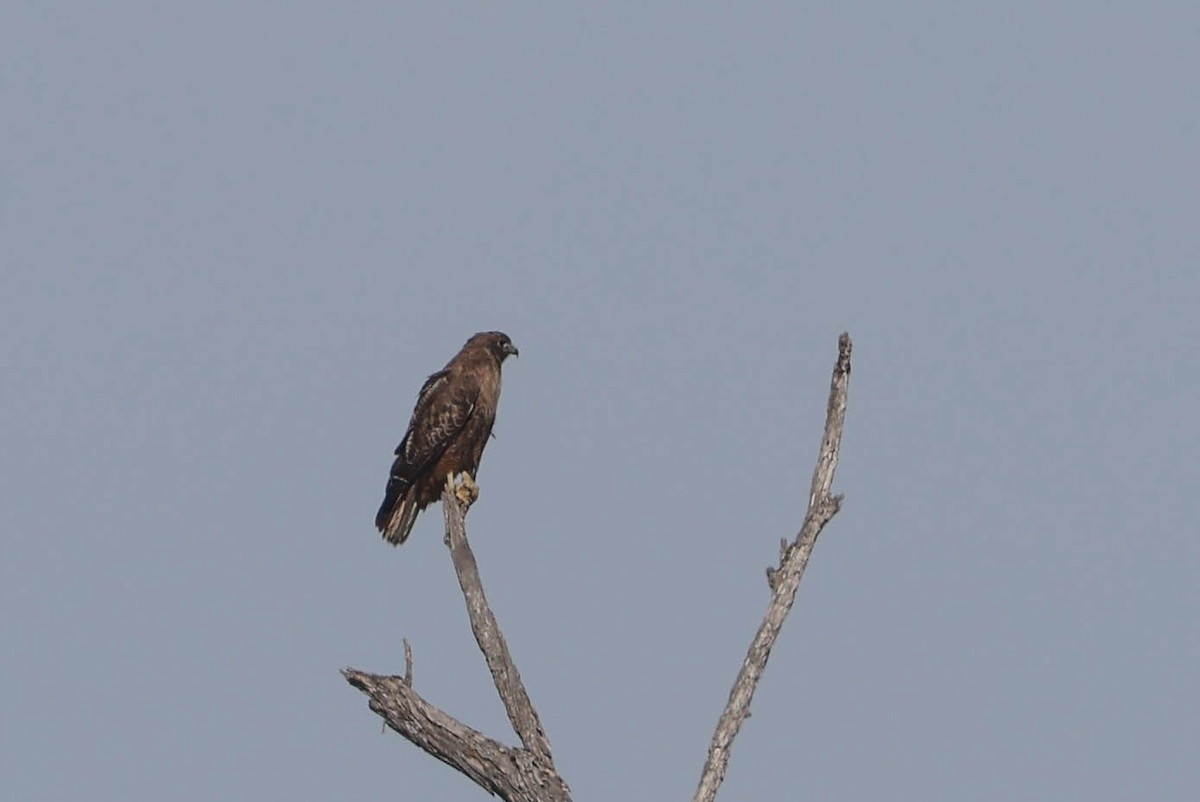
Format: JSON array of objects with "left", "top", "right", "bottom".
[{"left": 455, "top": 472, "right": 480, "bottom": 506}]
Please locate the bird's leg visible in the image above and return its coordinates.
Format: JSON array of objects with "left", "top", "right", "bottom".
[{"left": 455, "top": 472, "right": 480, "bottom": 507}]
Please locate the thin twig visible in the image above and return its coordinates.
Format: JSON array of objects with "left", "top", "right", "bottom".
[
  {"left": 693, "top": 332, "right": 853, "bottom": 802},
  {"left": 403, "top": 637, "right": 413, "bottom": 687}
]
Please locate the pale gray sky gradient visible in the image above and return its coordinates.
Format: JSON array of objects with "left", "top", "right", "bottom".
[{"left": 3, "top": 4, "right": 1198, "bottom": 800}]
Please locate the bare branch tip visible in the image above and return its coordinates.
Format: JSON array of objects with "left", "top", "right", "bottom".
[
  {"left": 403, "top": 638, "right": 414, "bottom": 687},
  {"left": 342, "top": 668, "right": 371, "bottom": 694}
]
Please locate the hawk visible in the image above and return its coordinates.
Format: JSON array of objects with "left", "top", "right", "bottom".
[{"left": 375, "top": 331, "right": 519, "bottom": 545}]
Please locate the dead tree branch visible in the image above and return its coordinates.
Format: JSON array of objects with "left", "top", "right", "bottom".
[
  {"left": 343, "top": 482, "right": 571, "bottom": 802},
  {"left": 694, "top": 332, "right": 853, "bottom": 802},
  {"left": 441, "top": 480, "right": 558, "bottom": 767}
]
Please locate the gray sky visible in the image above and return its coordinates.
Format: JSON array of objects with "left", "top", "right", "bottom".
[{"left": 4, "top": 4, "right": 1198, "bottom": 800}]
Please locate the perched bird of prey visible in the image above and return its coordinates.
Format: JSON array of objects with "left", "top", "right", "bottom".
[{"left": 375, "top": 331, "right": 519, "bottom": 545}]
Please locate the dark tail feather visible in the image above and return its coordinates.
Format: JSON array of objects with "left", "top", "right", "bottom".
[
  {"left": 376, "top": 478, "right": 418, "bottom": 545},
  {"left": 385, "top": 499, "right": 419, "bottom": 545}
]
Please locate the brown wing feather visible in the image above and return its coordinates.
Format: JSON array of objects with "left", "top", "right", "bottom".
[
  {"left": 375, "top": 368, "right": 480, "bottom": 543},
  {"left": 402, "top": 370, "right": 479, "bottom": 472}
]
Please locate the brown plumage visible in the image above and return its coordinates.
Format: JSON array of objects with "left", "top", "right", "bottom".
[{"left": 375, "top": 331, "right": 519, "bottom": 545}]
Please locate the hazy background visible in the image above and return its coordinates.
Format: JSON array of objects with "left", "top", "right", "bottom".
[{"left": 4, "top": 4, "right": 1197, "bottom": 800}]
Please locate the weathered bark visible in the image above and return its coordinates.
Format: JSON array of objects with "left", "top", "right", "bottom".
[
  {"left": 693, "top": 332, "right": 853, "bottom": 802},
  {"left": 343, "top": 480, "right": 571, "bottom": 802},
  {"left": 441, "top": 485, "right": 557, "bottom": 766}
]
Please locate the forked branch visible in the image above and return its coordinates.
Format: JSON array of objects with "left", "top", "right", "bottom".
[
  {"left": 343, "top": 482, "right": 570, "bottom": 802},
  {"left": 693, "top": 332, "right": 853, "bottom": 802}
]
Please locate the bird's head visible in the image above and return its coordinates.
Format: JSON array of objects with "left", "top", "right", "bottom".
[{"left": 473, "top": 331, "right": 519, "bottom": 363}]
